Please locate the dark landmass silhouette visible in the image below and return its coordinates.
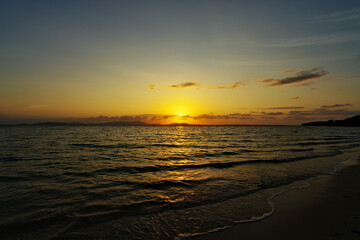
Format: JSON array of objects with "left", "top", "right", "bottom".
[
  {"left": 10, "top": 121, "right": 151, "bottom": 126},
  {"left": 7, "top": 121, "right": 193, "bottom": 126},
  {"left": 0, "top": 122, "right": 290, "bottom": 126},
  {"left": 302, "top": 115, "right": 360, "bottom": 126}
]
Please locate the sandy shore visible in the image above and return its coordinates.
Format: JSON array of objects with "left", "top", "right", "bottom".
[{"left": 192, "top": 152, "right": 360, "bottom": 240}]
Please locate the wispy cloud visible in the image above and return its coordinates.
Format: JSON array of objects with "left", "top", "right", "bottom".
[
  {"left": 260, "top": 67, "right": 328, "bottom": 87},
  {"left": 288, "top": 108, "right": 359, "bottom": 117},
  {"left": 281, "top": 67, "right": 322, "bottom": 74},
  {"left": 209, "top": 82, "right": 246, "bottom": 90},
  {"left": 250, "top": 111, "right": 285, "bottom": 116},
  {"left": 270, "top": 31, "right": 360, "bottom": 47},
  {"left": 309, "top": 8, "right": 360, "bottom": 23},
  {"left": 320, "top": 104, "right": 352, "bottom": 108},
  {"left": 292, "top": 96, "right": 300, "bottom": 100},
  {"left": 193, "top": 113, "right": 254, "bottom": 120},
  {"left": 168, "top": 82, "right": 199, "bottom": 88},
  {"left": 261, "top": 106, "right": 304, "bottom": 110},
  {"left": 148, "top": 84, "right": 156, "bottom": 90},
  {"left": 59, "top": 114, "right": 179, "bottom": 124}
]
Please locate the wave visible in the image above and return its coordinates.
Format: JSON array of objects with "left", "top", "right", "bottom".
[
  {"left": 0, "top": 175, "right": 26, "bottom": 182},
  {"left": 92, "top": 151, "right": 341, "bottom": 175},
  {"left": 0, "top": 156, "right": 47, "bottom": 162},
  {"left": 297, "top": 140, "right": 356, "bottom": 146},
  {"left": 138, "top": 180, "right": 193, "bottom": 189},
  {"left": 137, "top": 178, "right": 217, "bottom": 189},
  {"left": 192, "top": 149, "right": 255, "bottom": 158},
  {"left": 70, "top": 143, "right": 146, "bottom": 149},
  {"left": 331, "top": 143, "right": 360, "bottom": 150},
  {"left": 289, "top": 148, "right": 314, "bottom": 152},
  {"left": 177, "top": 148, "right": 355, "bottom": 240},
  {"left": 70, "top": 142, "right": 244, "bottom": 149},
  {"left": 176, "top": 181, "right": 311, "bottom": 240}
]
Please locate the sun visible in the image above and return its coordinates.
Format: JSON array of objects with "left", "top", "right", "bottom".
[{"left": 179, "top": 113, "right": 183, "bottom": 117}]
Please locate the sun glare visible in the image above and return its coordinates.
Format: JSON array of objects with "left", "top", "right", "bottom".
[{"left": 179, "top": 113, "right": 183, "bottom": 117}]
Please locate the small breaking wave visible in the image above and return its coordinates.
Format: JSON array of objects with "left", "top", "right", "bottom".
[
  {"left": 92, "top": 151, "right": 341, "bottom": 175},
  {"left": 177, "top": 152, "right": 353, "bottom": 240}
]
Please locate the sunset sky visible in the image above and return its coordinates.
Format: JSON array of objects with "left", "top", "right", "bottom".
[{"left": 1, "top": 0, "right": 359, "bottom": 124}]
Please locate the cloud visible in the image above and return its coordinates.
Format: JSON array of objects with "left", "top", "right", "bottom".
[
  {"left": 309, "top": 8, "right": 360, "bottom": 23},
  {"left": 148, "top": 84, "right": 156, "bottom": 90},
  {"left": 260, "top": 67, "right": 328, "bottom": 87},
  {"left": 281, "top": 67, "right": 322, "bottom": 75},
  {"left": 261, "top": 79, "right": 274, "bottom": 83},
  {"left": 269, "top": 31, "right": 360, "bottom": 47},
  {"left": 288, "top": 108, "right": 359, "bottom": 116},
  {"left": 193, "top": 111, "right": 286, "bottom": 120},
  {"left": 168, "top": 82, "right": 199, "bottom": 88},
  {"left": 55, "top": 114, "right": 180, "bottom": 124},
  {"left": 262, "top": 112, "right": 284, "bottom": 116},
  {"left": 193, "top": 113, "right": 254, "bottom": 120},
  {"left": 292, "top": 96, "right": 299, "bottom": 100},
  {"left": 320, "top": 104, "right": 352, "bottom": 108},
  {"left": 261, "top": 106, "right": 304, "bottom": 110},
  {"left": 283, "top": 108, "right": 360, "bottom": 122},
  {"left": 209, "top": 81, "right": 246, "bottom": 90}
]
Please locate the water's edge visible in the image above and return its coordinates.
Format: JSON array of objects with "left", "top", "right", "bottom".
[{"left": 178, "top": 147, "right": 360, "bottom": 240}]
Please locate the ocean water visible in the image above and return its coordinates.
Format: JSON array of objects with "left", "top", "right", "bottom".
[{"left": 0, "top": 126, "right": 359, "bottom": 239}]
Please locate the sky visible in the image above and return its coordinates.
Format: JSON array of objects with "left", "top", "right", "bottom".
[{"left": 0, "top": 0, "right": 359, "bottom": 125}]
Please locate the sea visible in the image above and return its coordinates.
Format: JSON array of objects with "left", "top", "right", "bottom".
[{"left": 0, "top": 125, "right": 360, "bottom": 239}]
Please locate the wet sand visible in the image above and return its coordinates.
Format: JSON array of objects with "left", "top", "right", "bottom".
[{"left": 192, "top": 153, "right": 360, "bottom": 240}]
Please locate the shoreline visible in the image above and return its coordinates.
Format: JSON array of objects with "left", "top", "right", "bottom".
[{"left": 190, "top": 149, "right": 360, "bottom": 240}]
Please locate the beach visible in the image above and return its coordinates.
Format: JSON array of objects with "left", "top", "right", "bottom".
[{"left": 192, "top": 151, "right": 360, "bottom": 240}]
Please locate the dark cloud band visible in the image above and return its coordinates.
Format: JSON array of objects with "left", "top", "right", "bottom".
[
  {"left": 261, "top": 67, "right": 328, "bottom": 87},
  {"left": 168, "top": 82, "right": 199, "bottom": 88}
]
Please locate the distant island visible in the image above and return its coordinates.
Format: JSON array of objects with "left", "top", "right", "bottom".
[
  {"left": 6, "top": 121, "right": 198, "bottom": 126},
  {"left": 302, "top": 115, "right": 360, "bottom": 126},
  {"left": 1, "top": 121, "right": 199, "bottom": 126},
  {"left": 8, "top": 121, "right": 151, "bottom": 126}
]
